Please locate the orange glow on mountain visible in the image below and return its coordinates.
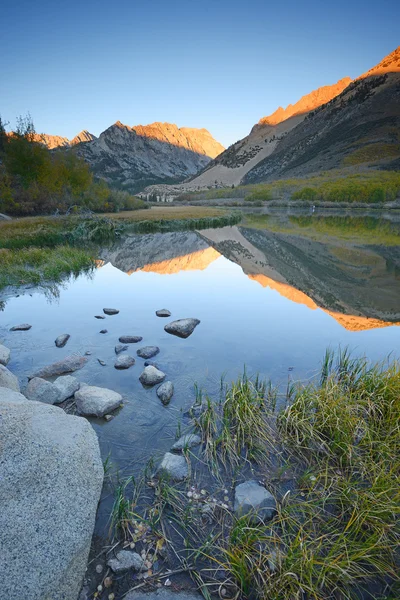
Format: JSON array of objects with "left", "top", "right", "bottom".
[{"left": 127, "top": 247, "right": 221, "bottom": 276}]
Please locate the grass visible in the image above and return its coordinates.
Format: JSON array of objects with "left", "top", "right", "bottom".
[{"left": 343, "top": 143, "right": 400, "bottom": 166}]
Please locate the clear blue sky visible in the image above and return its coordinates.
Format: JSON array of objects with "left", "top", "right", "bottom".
[{"left": 1, "top": 0, "right": 399, "bottom": 147}]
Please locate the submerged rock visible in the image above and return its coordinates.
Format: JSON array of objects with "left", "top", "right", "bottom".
[
  {"left": 137, "top": 345, "right": 160, "bottom": 359},
  {"left": 0, "top": 344, "right": 11, "bottom": 366},
  {"left": 119, "top": 335, "right": 143, "bottom": 344},
  {"left": 234, "top": 480, "right": 276, "bottom": 522},
  {"left": 156, "top": 309, "right": 171, "bottom": 317},
  {"left": 31, "top": 355, "right": 88, "bottom": 379},
  {"left": 10, "top": 323, "right": 32, "bottom": 331},
  {"left": 75, "top": 386, "right": 122, "bottom": 417},
  {"left": 115, "top": 344, "right": 128, "bottom": 355},
  {"left": 103, "top": 308, "right": 119, "bottom": 315},
  {"left": 171, "top": 433, "right": 201, "bottom": 451},
  {"left": 156, "top": 381, "right": 174, "bottom": 405},
  {"left": 25, "top": 377, "right": 61, "bottom": 405},
  {"left": 164, "top": 318, "right": 200, "bottom": 338},
  {"left": 139, "top": 366, "right": 166, "bottom": 386},
  {"left": 156, "top": 452, "right": 188, "bottom": 481},
  {"left": 107, "top": 550, "right": 145, "bottom": 573},
  {"left": 114, "top": 354, "right": 135, "bottom": 369},
  {"left": 53, "top": 375, "right": 80, "bottom": 402},
  {"left": 0, "top": 399, "right": 103, "bottom": 600},
  {"left": 0, "top": 365, "right": 20, "bottom": 392},
  {"left": 55, "top": 334, "right": 70, "bottom": 348}
]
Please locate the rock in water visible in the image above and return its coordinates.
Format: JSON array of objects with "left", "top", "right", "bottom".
[
  {"left": 75, "top": 386, "right": 122, "bottom": 417},
  {"left": 103, "top": 308, "right": 119, "bottom": 315},
  {"left": 114, "top": 354, "right": 135, "bottom": 369},
  {"left": 164, "top": 318, "right": 200, "bottom": 338},
  {"left": 55, "top": 334, "right": 70, "bottom": 348},
  {"left": 10, "top": 323, "right": 32, "bottom": 331},
  {"left": 0, "top": 399, "right": 103, "bottom": 600},
  {"left": 119, "top": 335, "right": 143, "bottom": 344},
  {"left": 115, "top": 344, "right": 128, "bottom": 355},
  {"left": 25, "top": 377, "right": 61, "bottom": 405},
  {"left": 144, "top": 360, "right": 159, "bottom": 368},
  {"left": 234, "top": 480, "right": 276, "bottom": 522},
  {"left": 0, "top": 344, "right": 11, "bottom": 366},
  {"left": 137, "top": 346, "right": 160, "bottom": 359},
  {"left": 31, "top": 355, "right": 88, "bottom": 379},
  {"left": 156, "top": 309, "right": 171, "bottom": 317},
  {"left": 95, "top": 315, "right": 106, "bottom": 319},
  {"left": 156, "top": 452, "right": 188, "bottom": 481},
  {"left": 139, "top": 366, "right": 166, "bottom": 386},
  {"left": 107, "top": 550, "right": 146, "bottom": 573},
  {"left": 156, "top": 381, "right": 174, "bottom": 405},
  {"left": 100, "top": 329, "right": 108, "bottom": 334},
  {"left": 171, "top": 433, "right": 201, "bottom": 451},
  {"left": 53, "top": 375, "right": 80, "bottom": 402},
  {"left": 0, "top": 365, "right": 20, "bottom": 392}
]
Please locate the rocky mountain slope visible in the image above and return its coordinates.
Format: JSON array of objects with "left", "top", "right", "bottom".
[{"left": 33, "top": 130, "right": 96, "bottom": 149}]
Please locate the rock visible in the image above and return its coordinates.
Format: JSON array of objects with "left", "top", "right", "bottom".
[
  {"left": 0, "top": 387, "right": 29, "bottom": 403},
  {"left": 55, "top": 333, "right": 70, "bottom": 348},
  {"left": 10, "top": 323, "right": 32, "bottom": 331},
  {"left": 139, "top": 366, "right": 166, "bottom": 386},
  {"left": 95, "top": 315, "right": 106, "bottom": 319},
  {"left": 103, "top": 308, "right": 119, "bottom": 315},
  {"left": 156, "top": 309, "right": 171, "bottom": 317},
  {"left": 0, "top": 399, "right": 103, "bottom": 600},
  {"left": 234, "top": 480, "right": 276, "bottom": 522},
  {"left": 85, "top": 351, "right": 92, "bottom": 355},
  {"left": 171, "top": 433, "right": 201, "bottom": 451},
  {"left": 25, "top": 377, "right": 62, "bottom": 405},
  {"left": 0, "top": 365, "right": 20, "bottom": 392},
  {"left": 100, "top": 329, "right": 108, "bottom": 334},
  {"left": 104, "top": 414, "right": 114, "bottom": 422},
  {"left": 137, "top": 345, "right": 160, "bottom": 359},
  {"left": 53, "top": 375, "right": 80, "bottom": 402},
  {"left": 115, "top": 344, "right": 128, "bottom": 354},
  {"left": 156, "top": 381, "right": 174, "bottom": 405},
  {"left": 125, "top": 590, "right": 202, "bottom": 600},
  {"left": 31, "top": 355, "right": 88, "bottom": 379},
  {"left": 156, "top": 452, "right": 188, "bottom": 481},
  {"left": 98, "top": 359, "right": 106, "bottom": 366},
  {"left": 75, "top": 386, "right": 122, "bottom": 417},
  {"left": 144, "top": 360, "right": 159, "bottom": 368},
  {"left": 119, "top": 335, "right": 143, "bottom": 344},
  {"left": 107, "top": 550, "right": 145, "bottom": 573},
  {"left": 0, "top": 344, "right": 11, "bottom": 366},
  {"left": 114, "top": 354, "right": 135, "bottom": 369},
  {"left": 164, "top": 318, "right": 200, "bottom": 338}
]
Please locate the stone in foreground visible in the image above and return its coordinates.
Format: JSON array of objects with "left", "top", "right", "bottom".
[
  {"left": 164, "top": 318, "right": 200, "bottom": 338},
  {"left": 55, "top": 333, "right": 70, "bottom": 348},
  {"left": 119, "top": 335, "right": 143, "bottom": 344},
  {"left": 107, "top": 550, "right": 145, "bottom": 573},
  {"left": 234, "top": 480, "right": 276, "bottom": 522},
  {"left": 114, "top": 354, "right": 135, "bottom": 369},
  {"left": 156, "top": 381, "right": 174, "bottom": 405},
  {"left": 103, "top": 308, "right": 119, "bottom": 315},
  {"left": 0, "top": 344, "right": 11, "bottom": 366},
  {"left": 115, "top": 344, "right": 128, "bottom": 355},
  {"left": 75, "top": 385, "right": 122, "bottom": 417},
  {"left": 125, "top": 590, "right": 202, "bottom": 600},
  {"left": 53, "top": 375, "right": 80, "bottom": 402},
  {"left": 10, "top": 323, "right": 32, "bottom": 331},
  {"left": 94, "top": 315, "right": 106, "bottom": 319},
  {"left": 0, "top": 365, "right": 20, "bottom": 392},
  {"left": 139, "top": 365, "right": 166, "bottom": 387},
  {"left": 156, "top": 309, "right": 171, "bottom": 317},
  {"left": 172, "top": 433, "right": 201, "bottom": 451},
  {"left": 0, "top": 387, "right": 29, "bottom": 403},
  {"left": 156, "top": 452, "right": 188, "bottom": 481},
  {"left": 25, "top": 377, "right": 61, "bottom": 405},
  {"left": 31, "top": 355, "right": 88, "bottom": 379},
  {"left": 0, "top": 399, "right": 103, "bottom": 600},
  {"left": 137, "top": 345, "right": 160, "bottom": 359}
]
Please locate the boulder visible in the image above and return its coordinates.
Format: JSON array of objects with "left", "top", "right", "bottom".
[
  {"left": 31, "top": 355, "right": 88, "bottom": 379},
  {"left": 164, "top": 318, "right": 200, "bottom": 338},
  {"left": 115, "top": 344, "right": 128, "bottom": 355},
  {"left": 171, "top": 433, "right": 201, "bottom": 451},
  {"left": 107, "top": 550, "right": 145, "bottom": 573},
  {"left": 156, "top": 381, "right": 174, "bottom": 405},
  {"left": 114, "top": 354, "right": 135, "bottom": 369},
  {"left": 137, "top": 345, "right": 160, "bottom": 359},
  {"left": 55, "top": 334, "right": 70, "bottom": 348},
  {"left": 0, "top": 365, "right": 20, "bottom": 392},
  {"left": 156, "top": 309, "right": 171, "bottom": 317},
  {"left": 10, "top": 323, "right": 32, "bottom": 331},
  {"left": 156, "top": 452, "right": 188, "bottom": 481},
  {"left": 0, "top": 387, "right": 29, "bottom": 403},
  {"left": 234, "top": 480, "right": 276, "bottom": 522},
  {"left": 53, "top": 375, "right": 80, "bottom": 402},
  {"left": 75, "top": 386, "right": 122, "bottom": 417},
  {"left": 0, "top": 344, "right": 11, "bottom": 366},
  {"left": 139, "top": 366, "right": 166, "bottom": 387},
  {"left": 0, "top": 399, "right": 103, "bottom": 600},
  {"left": 119, "top": 335, "right": 143, "bottom": 344},
  {"left": 25, "top": 377, "right": 61, "bottom": 405},
  {"left": 103, "top": 308, "right": 119, "bottom": 315}
]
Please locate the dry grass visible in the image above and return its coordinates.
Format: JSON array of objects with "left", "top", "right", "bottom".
[{"left": 102, "top": 206, "right": 227, "bottom": 221}]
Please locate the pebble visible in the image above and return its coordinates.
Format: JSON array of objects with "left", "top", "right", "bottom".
[
  {"left": 100, "top": 330, "right": 108, "bottom": 334},
  {"left": 104, "top": 577, "right": 112, "bottom": 588},
  {"left": 95, "top": 564, "right": 103, "bottom": 574},
  {"left": 98, "top": 359, "right": 106, "bottom": 366},
  {"left": 104, "top": 414, "right": 114, "bottom": 421}
]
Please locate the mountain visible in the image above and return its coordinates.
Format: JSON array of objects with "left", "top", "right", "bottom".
[
  {"left": 75, "top": 121, "right": 224, "bottom": 193},
  {"left": 33, "top": 130, "right": 96, "bottom": 149}
]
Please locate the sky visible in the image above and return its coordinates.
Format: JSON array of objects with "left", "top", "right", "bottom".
[{"left": 1, "top": 0, "right": 399, "bottom": 148}]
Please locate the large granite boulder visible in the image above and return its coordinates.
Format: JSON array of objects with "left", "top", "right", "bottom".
[
  {"left": 139, "top": 366, "right": 166, "bottom": 386},
  {"left": 164, "top": 318, "right": 200, "bottom": 338},
  {"left": 53, "top": 375, "right": 81, "bottom": 402},
  {"left": 0, "top": 344, "right": 11, "bottom": 366},
  {"left": 0, "top": 399, "right": 103, "bottom": 600},
  {"left": 31, "top": 355, "right": 88, "bottom": 379},
  {"left": 0, "top": 387, "right": 29, "bottom": 403},
  {"left": 0, "top": 364, "right": 20, "bottom": 392},
  {"left": 25, "top": 377, "right": 61, "bottom": 405},
  {"left": 75, "top": 385, "right": 122, "bottom": 417}
]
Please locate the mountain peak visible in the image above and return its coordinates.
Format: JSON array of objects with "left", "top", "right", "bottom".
[{"left": 358, "top": 45, "right": 400, "bottom": 79}]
